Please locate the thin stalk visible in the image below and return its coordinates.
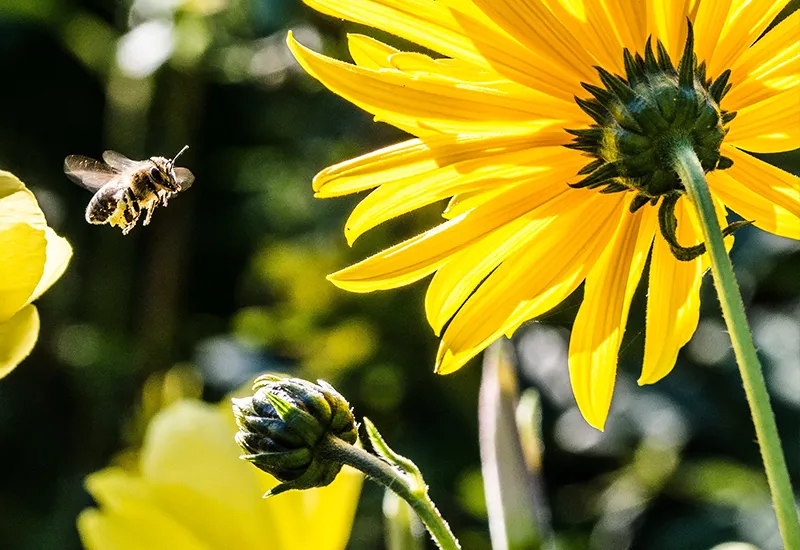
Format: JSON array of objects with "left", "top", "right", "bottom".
[
  {"left": 673, "top": 141, "right": 800, "bottom": 548},
  {"left": 318, "top": 434, "right": 461, "bottom": 550}
]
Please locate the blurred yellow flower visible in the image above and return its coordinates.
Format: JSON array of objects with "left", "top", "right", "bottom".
[
  {"left": 289, "top": 0, "right": 800, "bottom": 429},
  {"left": 0, "top": 170, "right": 71, "bottom": 378},
  {"left": 79, "top": 398, "right": 363, "bottom": 550}
]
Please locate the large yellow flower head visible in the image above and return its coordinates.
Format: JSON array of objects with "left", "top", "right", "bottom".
[
  {"left": 0, "top": 171, "right": 71, "bottom": 378},
  {"left": 289, "top": 0, "right": 800, "bottom": 429}
]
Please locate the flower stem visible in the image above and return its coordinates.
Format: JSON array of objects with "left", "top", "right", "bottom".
[
  {"left": 672, "top": 141, "right": 800, "bottom": 547},
  {"left": 318, "top": 434, "right": 461, "bottom": 550}
]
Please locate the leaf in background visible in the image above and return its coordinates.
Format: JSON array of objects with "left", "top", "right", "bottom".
[{"left": 479, "top": 339, "right": 551, "bottom": 550}]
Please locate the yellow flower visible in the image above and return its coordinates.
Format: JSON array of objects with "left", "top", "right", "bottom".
[
  {"left": 288, "top": 0, "right": 800, "bottom": 429},
  {"left": 79, "top": 399, "right": 363, "bottom": 550},
  {"left": 0, "top": 170, "right": 71, "bottom": 378}
]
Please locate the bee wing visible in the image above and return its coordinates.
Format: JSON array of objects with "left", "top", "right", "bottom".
[
  {"left": 102, "top": 150, "right": 140, "bottom": 172},
  {"left": 64, "top": 155, "right": 119, "bottom": 191},
  {"left": 175, "top": 167, "right": 195, "bottom": 190}
]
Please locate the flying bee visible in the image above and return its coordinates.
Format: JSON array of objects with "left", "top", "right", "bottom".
[{"left": 64, "top": 146, "right": 194, "bottom": 235}]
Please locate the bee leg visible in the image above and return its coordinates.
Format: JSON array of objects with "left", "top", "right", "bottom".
[
  {"left": 143, "top": 205, "right": 156, "bottom": 226},
  {"left": 122, "top": 189, "right": 141, "bottom": 233},
  {"left": 123, "top": 189, "right": 141, "bottom": 221},
  {"left": 160, "top": 191, "right": 172, "bottom": 207}
]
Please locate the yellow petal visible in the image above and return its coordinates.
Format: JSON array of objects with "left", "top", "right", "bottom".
[
  {"left": 0, "top": 171, "right": 50, "bottom": 321},
  {"left": 0, "top": 170, "right": 26, "bottom": 198},
  {"left": 0, "top": 222, "right": 46, "bottom": 322},
  {"left": 641, "top": 201, "right": 705, "bottom": 384},
  {"left": 347, "top": 34, "right": 400, "bottom": 69},
  {"left": 709, "top": 170, "right": 800, "bottom": 239},
  {"left": 435, "top": 191, "right": 626, "bottom": 375},
  {"left": 604, "top": 0, "right": 650, "bottom": 52},
  {"left": 640, "top": 193, "right": 735, "bottom": 384},
  {"left": 268, "top": 467, "right": 363, "bottom": 550},
  {"left": 442, "top": 184, "right": 518, "bottom": 220},
  {"left": 328, "top": 151, "right": 586, "bottom": 292},
  {"left": 344, "top": 145, "right": 572, "bottom": 244},
  {"left": 0, "top": 304, "right": 39, "bottom": 379},
  {"left": 304, "top": 0, "right": 492, "bottom": 68},
  {"left": 288, "top": 33, "right": 583, "bottom": 134},
  {"left": 306, "top": 0, "right": 581, "bottom": 100},
  {"left": 580, "top": 1, "right": 626, "bottom": 75},
  {"left": 79, "top": 472, "right": 209, "bottom": 550},
  {"left": 723, "top": 145, "right": 800, "bottom": 215},
  {"left": 693, "top": 0, "right": 733, "bottom": 66},
  {"left": 726, "top": 10, "right": 800, "bottom": 111},
  {"left": 140, "top": 402, "right": 264, "bottom": 511},
  {"left": 725, "top": 89, "right": 800, "bottom": 152},
  {"left": 648, "top": 0, "right": 690, "bottom": 60},
  {"left": 568, "top": 202, "right": 656, "bottom": 430},
  {"left": 708, "top": 0, "right": 788, "bottom": 78},
  {"left": 28, "top": 227, "right": 72, "bottom": 304},
  {"left": 313, "top": 132, "right": 564, "bottom": 198},
  {"left": 471, "top": 0, "right": 597, "bottom": 82}
]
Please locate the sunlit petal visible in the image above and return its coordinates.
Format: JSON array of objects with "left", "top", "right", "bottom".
[
  {"left": 435, "top": 191, "right": 625, "bottom": 375},
  {"left": 0, "top": 305, "right": 39, "bottom": 379},
  {"left": 568, "top": 201, "right": 656, "bottom": 430}
]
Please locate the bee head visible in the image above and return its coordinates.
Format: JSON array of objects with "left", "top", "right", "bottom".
[{"left": 148, "top": 159, "right": 180, "bottom": 192}]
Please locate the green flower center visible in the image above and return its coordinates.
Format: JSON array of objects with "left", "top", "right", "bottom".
[{"left": 566, "top": 23, "right": 749, "bottom": 261}]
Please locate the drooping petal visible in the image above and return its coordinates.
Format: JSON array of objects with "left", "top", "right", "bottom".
[
  {"left": 0, "top": 304, "right": 39, "bottom": 379},
  {"left": 708, "top": 0, "right": 789, "bottom": 78},
  {"left": 723, "top": 145, "right": 800, "bottom": 215},
  {"left": 641, "top": 201, "right": 705, "bottom": 384},
  {"left": 709, "top": 170, "right": 800, "bottom": 239},
  {"left": 328, "top": 152, "right": 586, "bottom": 292},
  {"left": 435, "top": 191, "right": 626, "bottom": 376},
  {"left": 724, "top": 89, "right": 800, "bottom": 152},
  {"left": 726, "top": 9, "right": 800, "bottom": 110},
  {"left": 568, "top": 202, "right": 657, "bottom": 430},
  {"left": 344, "top": 145, "right": 573, "bottom": 244},
  {"left": 288, "top": 34, "right": 583, "bottom": 134},
  {"left": 641, "top": 193, "right": 735, "bottom": 384}
]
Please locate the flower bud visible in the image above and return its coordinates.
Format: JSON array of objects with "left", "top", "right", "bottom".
[{"left": 232, "top": 374, "right": 358, "bottom": 496}]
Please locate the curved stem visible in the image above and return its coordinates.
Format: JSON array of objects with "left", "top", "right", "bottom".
[
  {"left": 672, "top": 141, "right": 800, "bottom": 547},
  {"left": 318, "top": 434, "right": 461, "bottom": 550}
]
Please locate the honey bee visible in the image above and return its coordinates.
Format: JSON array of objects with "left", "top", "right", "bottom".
[{"left": 64, "top": 146, "right": 194, "bottom": 235}]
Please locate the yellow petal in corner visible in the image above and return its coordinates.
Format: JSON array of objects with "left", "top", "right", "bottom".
[{"left": 0, "top": 304, "right": 40, "bottom": 379}]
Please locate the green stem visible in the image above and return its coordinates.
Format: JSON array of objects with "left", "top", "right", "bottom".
[
  {"left": 673, "top": 141, "right": 800, "bottom": 548},
  {"left": 318, "top": 434, "right": 461, "bottom": 550}
]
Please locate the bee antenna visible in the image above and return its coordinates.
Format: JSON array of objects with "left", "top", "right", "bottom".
[{"left": 170, "top": 145, "right": 190, "bottom": 168}]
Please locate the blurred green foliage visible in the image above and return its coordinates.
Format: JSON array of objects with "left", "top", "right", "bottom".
[{"left": 0, "top": 1, "right": 797, "bottom": 549}]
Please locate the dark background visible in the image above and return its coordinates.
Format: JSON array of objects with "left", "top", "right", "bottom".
[{"left": 0, "top": 1, "right": 797, "bottom": 548}]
